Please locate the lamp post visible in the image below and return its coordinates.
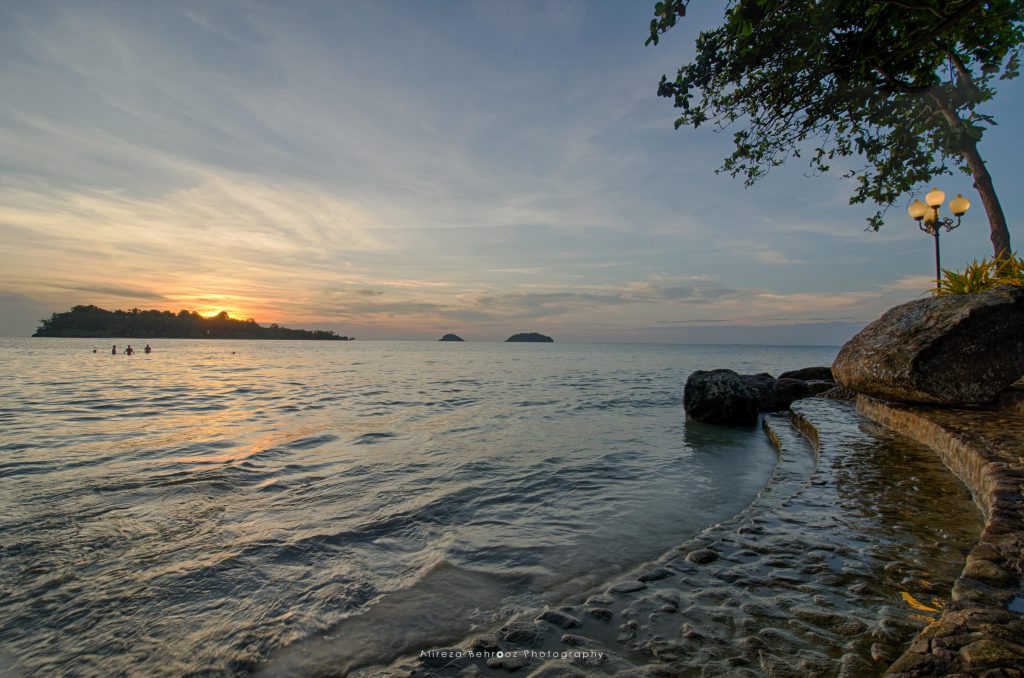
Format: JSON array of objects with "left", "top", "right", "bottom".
[{"left": 907, "top": 187, "right": 970, "bottom": 290}]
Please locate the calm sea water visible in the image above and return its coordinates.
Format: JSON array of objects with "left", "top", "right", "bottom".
[{"left": 0, "top": 338, "right": 838, "bottom": 676}]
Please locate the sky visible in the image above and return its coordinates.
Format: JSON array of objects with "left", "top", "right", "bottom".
[{"left": 1, "top": 1, "right": 1021, "bottom": 343}]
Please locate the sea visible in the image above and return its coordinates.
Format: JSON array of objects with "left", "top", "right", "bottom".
[{"left": 0, "top": 338, "right": 840, "bottom": 676}]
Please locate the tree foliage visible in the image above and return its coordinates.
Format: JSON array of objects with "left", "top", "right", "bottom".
[
  {"left": 33, "top": 305, "right": 352, "bottom": 340},
  {"left": 647, "top": 0, "right": 1022, "bottom": 254}
]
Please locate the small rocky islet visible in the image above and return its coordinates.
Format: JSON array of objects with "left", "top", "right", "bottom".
[
  {"left": 438, "top": 333, "right": 465, "bottom": 342},
  {"left": 505, "top": 332, "right": 554, "bottom": 343}
]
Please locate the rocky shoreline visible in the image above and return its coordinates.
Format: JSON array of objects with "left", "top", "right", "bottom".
[
  {"left": 857, "top": 397, "right": 1024, "bottom": 675},
  {"left": 365, "top": 287, "right": 1024, "bottom": 677},
  {"left": 361, "top": 399, "right": 982, "bottom": 677}
]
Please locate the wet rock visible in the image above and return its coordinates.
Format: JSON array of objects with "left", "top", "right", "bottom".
[
  {"left": 486, "top": 651, "right": 530, "bottom": 671},
  {"left": 608, "top": 580, "right": 647, "bottom": 594},
  {"left": 526, "top": 661, "right": 586, "bottom": 678},
  {"left": 685, "top": 549, "right": 719, "bottom": 565},
  {"left": 638, "top": 567, "right": 673, "bottom": 582},
  {"left": 804, "top": 380, "right": 836, "bottom": 395},
  {"left": 833, "top": 285, "right": 1024, "bottom": 404},
  {"left": 960, "top": 638, "right": 1024, "bottom": 668},
  {"left": 560, "top": 633, "right": 586, "bottom": 646},
  {"left": 961, "top": 558, "right": 1016, "bottom": 585},
  {"left": 499, "top": 622, "right": 543, "bottom": 647},
  {"left": 817, "top": 385, "right": 856, "bottom": 400},
  {"left": 792, "top": 607, "right": 867, "bottom": 635},
  {"left": 886, "top": 650, "right": 938, "bottom": 675},
  {"left": 754, "top": 376, "right": 815, "bottom": 412},
  {"left": 778, "top": 366, "right": 834, "bottom": 382},
  {"left": 586, "top": 607, "right": 613, "bottom": 623},
  {"left": 584, "top": 593, "right": 614, "bottom": 606},
  {"left": 611, "top": 665, "right": 681, "bottom": 677},
  {"left": 683, "top": 369, "right": 759, "bottom": 425},
  {"left": 680, "top": 623, "right": 704, "bottom": 639},
  {"left": 419, "top": 647, "right": 469, "bottom": 669},
  {"left": 837, "top": 652, "right": 873, "bottom": 678},
  {"left": 469, "top": 635, "right": 499, "bottom": 653},
  {"left": 537, "top": 610, "right": 580, "bottom": 629}
]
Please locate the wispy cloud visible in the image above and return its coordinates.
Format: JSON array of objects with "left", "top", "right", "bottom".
[{"left": 0, "top": 1, "right": 1013, "bottom": 340}]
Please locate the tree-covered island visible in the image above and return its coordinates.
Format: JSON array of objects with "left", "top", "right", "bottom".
[{"left": 33, "top": 305, "right": 352, "bottom": 340}]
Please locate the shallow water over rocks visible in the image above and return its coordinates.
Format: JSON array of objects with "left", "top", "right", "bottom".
[{"left": 381, "top": 399, "right": 983, "bottom": 677}]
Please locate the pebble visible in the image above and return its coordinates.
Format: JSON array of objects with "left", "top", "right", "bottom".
[
  {"left": 486, "top": 652, "right": 530, "bottom": 671},
  {"left": 536, "top": 610, "right": 580, "bottom": 629},
  {"left": 499, "top": 622, "right": 542, "bottom": 647},
  {"left": 608, "top": 580, "right": 647, "bottom": 594},
  {"left": 638, "top": 567, "right": 673, "bottom": 582},
  {"left": 685, "top": 549, "right": 718, "bottom": 565},
  {"left": 525, "top": 661, "right": 586, "bottom": 678}
]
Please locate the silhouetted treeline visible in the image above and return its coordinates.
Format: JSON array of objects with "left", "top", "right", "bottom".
[{"left": 33, "top": 305, "right": 352, "bottom": 340}]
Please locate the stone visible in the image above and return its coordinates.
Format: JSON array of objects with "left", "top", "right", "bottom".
[
  {"left": 439, "top": 333, "right": 465, "bottom": 341},
  {"left": 804, "top": 380, "right": 836, "bottom": 395},
  {"left": 778, "top": 366, "right": 834, "bottom": 381},
  {"left": 817, "top": 385, "right": 857, "bottom": 400},
  {"left": 499, "top": 622, "right": 543, "bottom": 647},
  {"left": 741, "top": 373, "right": 804, "bottom": 412},
  {"left": 683, "top": 369, "right": 759, "bottom": 425},
  {"left": 487, "top": 651, "right": 530, "bottom": 671},
  {"left": 961, "top": 559, "right": 1016, "bottom": 585},
  {"left": 738, "top": 373, "right": 821, "bottom": 411},
  {"left": 419, "top": 647, "right": 469, "bottom": 669},
  {"left": 537, "top": 610, "right": 581, "bottom": 629},
  {"left": 560, "top": 633, "right": 587, "bottom": 646},
  {"left": 833, "top": 285, "right": 1024, "bottom": 405},
  {"left": 638, "top": 567, "right": 674, "bottom": 582},
  {"left": 608, "top": 580, "right": 647, "bottom": 594},
  {"left": 469, "top": 635, "right": 499, "bottom": 653},
  {"left": 960, "top": 638, "right": 1024, "bottom": 668},
  {"left": 526, "top": 661, "right": 586, "bottom": 678},
  {"left": 685, "top": 548, "right": 719, "bottom": 565}
]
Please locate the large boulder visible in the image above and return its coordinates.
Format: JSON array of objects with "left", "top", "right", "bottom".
[
  {"left": 684, "top": 369, "right": 760, "bottom": 425},
  {"left": 832, "top": 285, "right": 1024, "bottom": 405},
  {"left": 739, "top": 373, "right": 815, "bottom": 411},
  {"left": 778, "top": 366, "right": 834, "bottom": 382}
]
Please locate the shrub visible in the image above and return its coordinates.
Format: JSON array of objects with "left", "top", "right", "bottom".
[{"left": 936, "top": 251, "right": 1024, "bottom": 295}]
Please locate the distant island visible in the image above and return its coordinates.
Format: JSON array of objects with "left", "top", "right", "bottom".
[
  {"left": 505, "top": 332, "right": 553, "bottom": 343},
  {"left": 439, "top": 333, "right": 464, "bottom": 342},
  {"left": 33, "top": 305, "right": 352, "bottom": 340}
]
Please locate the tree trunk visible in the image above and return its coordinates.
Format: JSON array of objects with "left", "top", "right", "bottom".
[
  {"left": 960, "top": 139, "right": 1012, "bottom": 257},
  {"left": 928, "top": 91, "right": 1013, "bottom": 257}
]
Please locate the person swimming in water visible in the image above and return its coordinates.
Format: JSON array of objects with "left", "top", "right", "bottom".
[
  {"left": 124, "top": 345, "right": 134, "bottom": 356},
  {"left": 144, "top": 344, "right": 152, "bottom": 354},
  {"left": 112, "top": 345, "right": 117, "bottom": 355}
]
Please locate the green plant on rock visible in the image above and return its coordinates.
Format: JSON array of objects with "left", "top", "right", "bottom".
[{"left": 936, "top": 251, "right": 1024, "bottom": 295}]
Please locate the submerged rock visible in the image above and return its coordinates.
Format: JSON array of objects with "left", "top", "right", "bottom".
[
  {"left": 683, "top": 369, "right": 759, "bottom": 425},
  {"left": 439, "top": 333, "right": 465, "bottom": 341},
  {"left": 536, "top": 609, "right": 580, "bottom": 629},
  {"left": 685, "top": 548, "right": 719, "bottom": 565}
]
